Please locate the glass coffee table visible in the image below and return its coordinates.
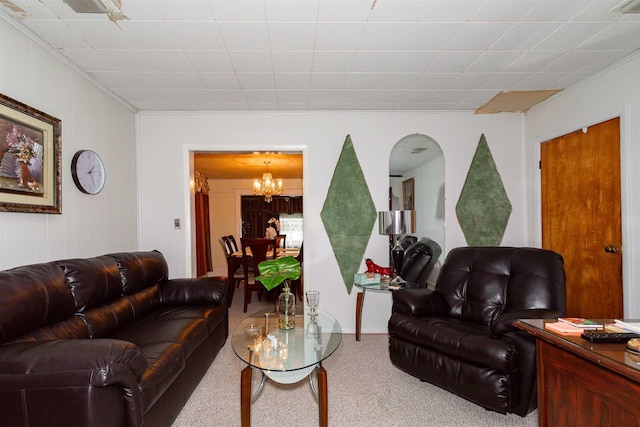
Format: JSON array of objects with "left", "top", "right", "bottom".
[{"left": 232, "top": 307, "right": 342, "bottom": 427}]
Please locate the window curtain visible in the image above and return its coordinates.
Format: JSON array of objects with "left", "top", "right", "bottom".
[
  {"left": 195, "top": 171, "right": 212, "bottom": 277},
  {"left": 241, "top": 196, "right": 303, "bottom": 238}
]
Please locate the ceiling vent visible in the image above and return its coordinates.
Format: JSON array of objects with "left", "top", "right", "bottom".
[
  {"left": 610, "top": 0, "right": 640, "bottom": 13},
  {"left": 411, "top": 147, "right": 428, "bottom": 154},
  {"left": 63, "top": 0, "right": 121, "bottom": 14}
]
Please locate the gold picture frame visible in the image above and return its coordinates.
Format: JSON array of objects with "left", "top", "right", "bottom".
[
  {"left": 402, "top": 177, "right": 415, "bottom": 232},
  {"left": 0, "top": 93, "right": 61, "bottom": 214}
]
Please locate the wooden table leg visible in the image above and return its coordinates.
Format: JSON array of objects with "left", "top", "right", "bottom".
[
  {"left": 241, "top": 365, "right": 252, "bottom": 427},
  {"left": 318, "top": 364, "right": 328, "bottom": 427},
  {"left": 355, "top": 290, "right": 364, "bottom": 341}
]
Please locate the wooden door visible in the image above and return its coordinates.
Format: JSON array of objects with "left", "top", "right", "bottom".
[{"left": 541, "top": 117, "right": 622, "bottom": 318}]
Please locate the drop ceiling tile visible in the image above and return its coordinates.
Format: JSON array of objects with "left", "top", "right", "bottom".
[
  {"left": 185, "top": 51, "right": 235, "bottom": 72},
  {"left": 237, "top": 72, "right": 276, "bottom": 90},
  {"left": 413, "top": 73, "right": 458, "bottom": 89},
  {"left": 168, "top": 22, "right": 226, "bottom": 50},
  {"left": 274, "top": 72, "right": 312, "bottom": 89},
  {"left": 120, "top": 0, "right": 163, "bottom": 20},
  {"left": 153, "top": 0, "right": 215, "bottom": 20},
  {"left": 211, "top": 90, "right": 247, "bottom": 103},
  {"left": 544, "top": 50, "right": 635, "bottom": 72},
  {"left": 218, "top": 102, "right": 250, "bottom": 110},
  {"left": 268, "top": 23, "right": 317, "bottom": 50},
  {"left": 428, "top": 51, "right": 482, "bottom": 72},
  {"left": 351, "top": 51, "right": 398, "bottom": 72},
  {"left": 419, "top": 0, "right": 483, "bottom": 23},
  {"left": 315, "top": 23, "right": 366, "bottom": 51},
  {"left": 62, "top": 20, "right": 132, "bottom": 49},
  {"left": 534, "top": 22, "right": 611, "bottom": 50},
  {"left": 9, "top": 0, "right": 56, "bottom": 18},
  {"left": 471, "top": 0, "right": 538, "bottom": 22},
  {"left": 272, "top": 51, "right": 314, "bottom": 72},
  {"left": 513, "top": 72, "right": 566, "bottom": 90},
  {"left": 210, "top": 0, "right": 266, "bottom": 21},
  {"left": 143, "top": 50, "right": 197, "bottom": 72},
  {"left": 571, "top": 0, "right": 622, "bottom": 21},
  {"left": 265, "top": 0, "right": 319, "bottom": 21},
  {"left": 340, "top": 90, "right": 373, "bottom": 104},
  {"left": 370, "top": 90, "right": 406, "bottom": 103},
  {"left": 217, "top": 22, "right": 270, "bottom": 50},
  {"left": 448, "top": 73, "right": 494, "bottom": 90},
  {"left": 249, "top": 103, "right": 280, "bottom": 109},
  {"left": 200, "top": 72, "right": 241, "bottom": 89},
  {"left": 277, "top": 90, "right": 310, "bottom": 103},
  {"left": 461, "top": 89, "right": 502, "bottom": 104},
  {"left": 404, "top": 23, "right": 465, "bottom": 51},
  {"left": 117, "top": 21, "right": 182, "bottom": 49},
  {"left": 481, "top": 72, "right": 536, "bottom": 89},
  {"left": 378, "top": 73, "right": 422, "bottom": 89},
  {"left": 491, "top": 23, "right": 561, "bottom": 51},
  {"left": 433, "top": 89, "right": 473, "bottom": 103},
  {"left": 21, "top": 20, "right": 91, "bottom": 49},
  {"left": 578, "top": 22, "right": 640, "bottom": 50},
  {"left": 344, "top": 73, "right": 382, "bottom": 89},
  {"left": 358, "top": 23, "right": 416, "bottom": 51},
  {"left": 507, "top": 51, "right": 566, "bottom": 72},
  {"left": 161, "top": 73, "right": 207, "bottom": 89},
  {"left": 340, "top": 103, "right": 371, "bottom": 110},
  {"left": 368, "top": 0, "right": 429, "bottom": 22},
  {"left": 62, "top": 49, "right": 155, "bottom": 72},
  {"left": 244, "top": 90, "right": 278, "bottom": 104},
  {"left": 312, "top": 52, "right": 356, "bottom": 72},
  {"left": 550, "top": 71, "right": 593, "bottom": 88},
  {"left": 367, "top": 103, "right": 398, "bottom": 110},
  {"left": 228, "top": 51, "right": 273, "bottom": 72},
  {"left": 521, "top": 0, "right": 588, "bottom": 22},
  {"left": 310, "top": 72, "right": 348, "bottom": 89},
  {"left": 402, "top": 90, "right": 439, "bottom": 103},
  {"left": 317, "top": 0, "right": 372, "bottom": 22},
  {"left": 308, "top": 90, "right": 343, "bottom": 104},
  {"left": 389, "top": 51, "right": 438, "bottom": 72},
  {"left": 91, "top": 71, "right": 168, "bottom": 89},
  {"left": 466, "top": 51, "right": 523, "bottom": 72},
  {"left": 277, "top": 90, "right": 309, "bottom": 105},
  {"left": 447, "top": 23, "right": 513, "bottom": 51}
]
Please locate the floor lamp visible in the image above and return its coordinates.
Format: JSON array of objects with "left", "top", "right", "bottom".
[{"left": 378, "top": 210, "right": 414, "bottom": 277}]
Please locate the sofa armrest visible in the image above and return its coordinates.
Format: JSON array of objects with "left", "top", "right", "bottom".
[
  {"left": 0, "top": 338, "right": 147, "bottom": 427},
  {"left": 159, "top": 276, "right": 228, "bottom": 306},
  {"left": 490, "top": 308, "right": 564, "bottom": 336},
  {"left": 391, "top": 288, "right": 450, "bottom": 318}
]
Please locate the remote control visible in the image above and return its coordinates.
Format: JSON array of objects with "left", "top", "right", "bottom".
[{"left": 581, "top": 331, "right": 640, "bottom": 343}]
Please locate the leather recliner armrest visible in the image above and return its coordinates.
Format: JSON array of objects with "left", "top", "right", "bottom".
[
  {"left": 391, "top": 288, "right": 450, "bottom": 318},
  {"left": 490, "top": 308, "right": 565, "bottom": 336},
  {"left": 159, "top": 276, "right": 229, "bottom": 306},
  {"left": 0, "top": 338, "right": 147, "bottom": 427}
]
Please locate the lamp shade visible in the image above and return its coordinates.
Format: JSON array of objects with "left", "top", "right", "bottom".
[{"left": 378, "top": 210, "right": 413, "bottom": 235}]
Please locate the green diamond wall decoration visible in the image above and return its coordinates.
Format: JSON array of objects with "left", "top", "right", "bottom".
[
  {"left": 321, "top": 135, "right": 377, "bottom": 294},
  {"left": 456, "top": 134, "right": 512, "bottom": 246}
]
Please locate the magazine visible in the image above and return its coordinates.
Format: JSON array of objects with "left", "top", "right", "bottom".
[
  {"left": 557, "top": 317, "right": 603, "bottom": 329},
  {"left": 613, "top": 319, "right": 640, "bottom": 334}
]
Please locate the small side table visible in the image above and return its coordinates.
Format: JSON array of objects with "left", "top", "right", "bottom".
[{"left": 354, "top": 282, "right": 393, "bottom": 341}]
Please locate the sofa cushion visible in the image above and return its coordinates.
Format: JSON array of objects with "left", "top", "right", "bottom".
[
  {"left": 109, "top": 251, "right": 168, "bottom": 295},
  {"left": 57, "top": 256, "right": 122, "bottom": 313},
  {"left": 388, "top": 314, "right": 518, "bottom": 373},
  {"left": 0, "top": 262, "right": 76, "bottom": 343}
]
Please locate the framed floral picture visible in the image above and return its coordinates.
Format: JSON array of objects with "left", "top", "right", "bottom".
[{"left": 0, "top": 93, "right": 61, "bottom": 214}]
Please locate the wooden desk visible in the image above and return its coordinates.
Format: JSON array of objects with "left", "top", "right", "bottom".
[{"left": 514, "top": 319, "right": 640, "bottom": 427}]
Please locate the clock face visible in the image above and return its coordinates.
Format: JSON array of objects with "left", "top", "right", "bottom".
[{"left": 71, "top": 150, "right": 105, "bottom": 194}]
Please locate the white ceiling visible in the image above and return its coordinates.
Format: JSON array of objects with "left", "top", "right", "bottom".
[{"left": 1, "top": 0, "right": 640, "bottom": 112}]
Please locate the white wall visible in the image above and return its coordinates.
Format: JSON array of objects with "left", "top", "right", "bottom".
[
  {"left": 139, "top": 111, "right": 524, "bottom": 333},
  {"left": 0, "top": 18, "right": 138, "bottom": 270},
  {"left": 525, "top": 53, "right": 640, "bottom": 318}
]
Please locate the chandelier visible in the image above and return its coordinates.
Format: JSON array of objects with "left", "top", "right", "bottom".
[{"left": 253, "top": 161, "right": 284, "bottom": 203}]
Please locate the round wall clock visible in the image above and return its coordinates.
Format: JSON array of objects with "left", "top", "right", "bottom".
[{"left": 71, "top": 150, "right": 105, "bottom": 194}]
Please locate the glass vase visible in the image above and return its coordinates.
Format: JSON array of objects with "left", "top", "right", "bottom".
[{"left": 277, "top": 288, "right": 296, "bottom": 330}]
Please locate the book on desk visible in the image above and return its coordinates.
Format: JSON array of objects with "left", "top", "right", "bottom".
[{"left": 557, "top": 317, "right": 603, "bottom": 329}]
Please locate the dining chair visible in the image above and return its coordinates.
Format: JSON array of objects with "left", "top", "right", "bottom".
[
  {"left": 240, "top": 238, "right": 274, "bottom": 313},
  {"left": 228, "top": 235, "right": 239, "bottom": 253},
  {"left": 220, "top": 237, "right": 243, "bottom": 306},
  {"left": 291, "top": 242, "right": 303, "bottom": 301},
  {"left": 274, "top": 234, "right": 286, "bottom": 250}
]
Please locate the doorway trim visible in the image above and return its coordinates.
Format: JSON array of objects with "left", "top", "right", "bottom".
[
  {"left": 531, "top": 106, "right": 633, "bottom": 316},
  {"left": 182, "top": 144, "right": 307, "bottom": 277}
]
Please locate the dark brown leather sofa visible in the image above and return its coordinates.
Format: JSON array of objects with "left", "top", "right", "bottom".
[
  {"left": 0, "top": 250, "right": 228, "bottom": 427},
  {"left": 388, "top": 247, "right": 565, "bottom": 416}
]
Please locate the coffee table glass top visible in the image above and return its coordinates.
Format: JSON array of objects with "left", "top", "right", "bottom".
[{"left": 232, "top": 307, "right": 342, "bottom": 372}]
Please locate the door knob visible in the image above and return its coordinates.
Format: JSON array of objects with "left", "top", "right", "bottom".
[{"left": 604, "top": 245, "right": 618, "bottom": 253}]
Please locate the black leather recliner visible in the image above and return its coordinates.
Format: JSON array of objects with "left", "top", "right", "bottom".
[
  {"left": 388, "top": 247, "right": 565, "bottom": 416},
  {"left": 399, "top": 237, "right": 442, "bottom": 288}
]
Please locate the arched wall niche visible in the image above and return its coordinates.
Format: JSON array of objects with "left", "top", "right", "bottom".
[{"left": 389, "top": 133, "right": 445, "bottom": 257}]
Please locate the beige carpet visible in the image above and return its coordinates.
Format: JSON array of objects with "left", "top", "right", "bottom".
[{"left": 172, "top": 287, "right": 538, "bottom": 427}]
